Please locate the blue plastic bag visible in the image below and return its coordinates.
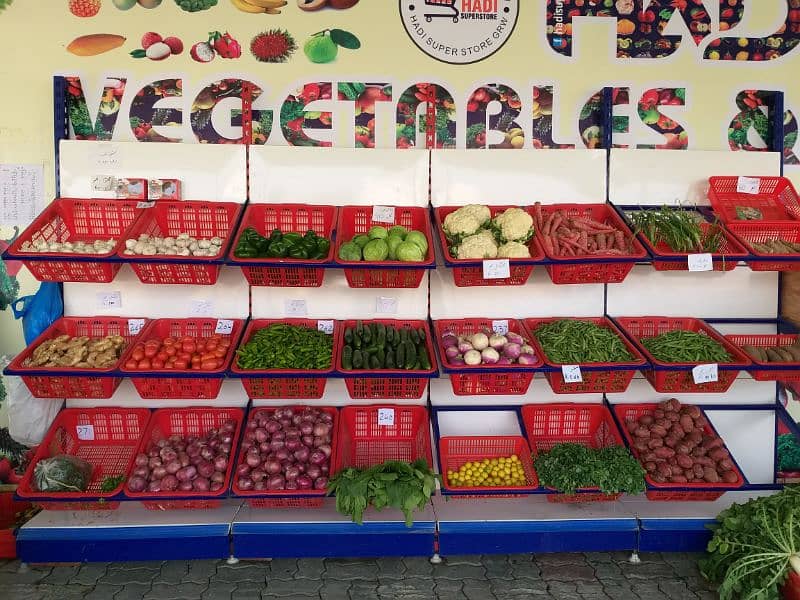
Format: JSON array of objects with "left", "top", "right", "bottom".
[{"left": 11, "top": 282, "right": 63, "bottom": 345}]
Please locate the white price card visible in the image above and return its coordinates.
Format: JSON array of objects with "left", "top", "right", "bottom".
[
  {"left": 91, "top": 175, "right": 116, "bottom": 192},
  {"left": 372, "top": 206, "right": 396, "bottom": 224},
  {"left": 128, "top": 318, "right": 145, "bottom": 335},
  {"left": 561, "top": 365, "right": 583, "bottom": 384},
  {"left": 688, "top": 253, "right": 714, "bottom": 272},
  {"left": 136, "top": 201, "right": 155, "bottom": 209},
  {"left": 76, "top": 425, "right": 95, "bottom": 441},
  {"left": 96, "top": 291, "right": 122, "bottom": 310},
  {"left": 189, "top": 300, "right": 214, "bottom": 317},
  {"left": 483, "top": 259, "right": 511, "bottom": 280},
  {"left": 215, "top": 319, "right": 234, "bottom": 335},
  {"left": 492, "top": 320, "right": 509, "bottom": 335},
  {"left": 737, "top": 176, "right": 760, "bottom": 195},
  {"left": 377, "top": 408, "right": 395, "bottom": 427},
  {"left": 376, "top": 296, "right": 399, "bottom": 314},
  {"left": 285, "top": 299, "right": 308, "bottom": 316},
  {"left": 317, "top": 320, "right": 334, "bottom": 334},
  {"left": 692, "top": 363, "right": 719, "bottom": 385}
]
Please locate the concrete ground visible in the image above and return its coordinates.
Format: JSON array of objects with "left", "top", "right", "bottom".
[{"left": 0, "top": 552, "right": 719, "bottom": 599}]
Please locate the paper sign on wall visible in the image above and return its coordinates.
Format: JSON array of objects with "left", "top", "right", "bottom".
[
  {"left": 0, "top": 164, "right": 44, "bottom": 226},
  {"left": 285, "top": 299, "right": 308, "bottom": 316},
  {"left": 376, "top": 296, "right": 398, "bottom": 314},
  {"left": 97, "top": 291, "right": 122, "bottom": 310},
  {"left": 189, "top": 300, "right": 214, "bottom": 317}
]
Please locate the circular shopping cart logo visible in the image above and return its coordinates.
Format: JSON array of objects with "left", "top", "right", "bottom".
[{"left": 399, "top": 0, "right": 519, "bottom": 64}]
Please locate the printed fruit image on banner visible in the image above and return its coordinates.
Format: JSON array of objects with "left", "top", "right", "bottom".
[
  {"left": 727, "top": 89, "right": 798, "bottom": 165},
  {"left": 466, "top": 84, "right": 523, "bottom": 149},
  {"left": 705, "top": 0, "right": 800, "bottom": 60},
  {"left": 396, "top": 83, "right": 456, "bottom": 149},
  {"left": 280, "top": 82, "right": 332, "bottom": 146},
  {"left": 398, "top": 0, "right": 519, "bottom": 64},
  {"left": 66, "top": 76, "right": 126, "bottom": 140},
  {"left": 130, "top": 79, "right": 182, "bottom": 142},
  {"left": 339, "top": 83, "right": 391, "bottom": 148}
]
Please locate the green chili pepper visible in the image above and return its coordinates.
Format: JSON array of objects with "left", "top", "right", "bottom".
[
  {"left": 534, "top": 319, "right": 634, "bottom": 364},
  {"left": 236, "top": 324, "right": 333, "bottom": 371}
]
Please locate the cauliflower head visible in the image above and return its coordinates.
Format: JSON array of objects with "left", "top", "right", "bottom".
[
  {"left": 493, "top": 208, "right": 534, "bottom": 242},
  {"left": 443, "top": 205, "right": 491, "bottom": 238},
  {"left": 457, "top": 230, "right": 498, "bottom": 260},
  {"left": 497, "top": 241, "right": 531, "bottom": 258}
]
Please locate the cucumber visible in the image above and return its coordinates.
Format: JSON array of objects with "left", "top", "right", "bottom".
[
  {"left": 386, "top": 327, "right": 394, "bottom": 345},
  {"left": 418, "top": 348, "right": 431, "bottom": 370},
  {"left": 400, "top": 327, "right": 409, "bottom": 343},
  {"left": 362, "top": 324, "right": 372, "bottom": 345},
  {"left": 344, "top": 327, "right": 353, "bottom": 345},
  {"left": 369, "top": 355, "right": 381, "bottom": 370},
  {"left": 410, "top": 328, "right": 420, "bottom": 345},
  {"left": 376, "top": 347, "right": 386, "bottom": 368},
  {"left": 417, "top": 326, "right": 426, "bottom": 342},
  {"left": 342, "top": 346, "right": 353, "bottom": 370},
  {"left": 352, "top": 349, "right": 364, "bottom": 369},
  {"left": 385, "top": 348, "right": 396, "bottom": 369},
  {"left": 356, "top": 320, "right": 364, "bottom": 338},
  {"left": 404, "top": 340, "right": 417, "bottom": 370},
  {"left": 353, "top": 331, "right": 362, "bottom": 349},
  {"left": 396, "top": 343, "right": 406, "bottom": 369}
]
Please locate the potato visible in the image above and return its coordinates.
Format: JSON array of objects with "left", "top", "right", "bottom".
[
  {"left": 656, "top": 463, "right": 672, "bottom": 478},
  {"left": 655, "top": 418, "right": 670, "bottom": 429},
  {"left": 650, "top": 425, "right": 668, "bottom": 438},
  {"left": 693, "top": 464, "right": 705, "bottom": 479},
  {"left": 634, "top": 427, "right": 650, "bottom": 438},
  {"left": 704, "top": 437, "right": 723, "bottom": 450},
  {"left": 665, "top": 411, "right": 680, "bottom": 422},
  {"left": 627, "top": 421, "right": 639, "bottom": 434},
  {"left": 709, "top": 447, "right": 729, "bottom": 461},
  {"left": 687, "top": 431, "right": 703, "bottom": 445},
  {"left": 675, "top": 444, "right": 691, "bottom": 456},
  {"left": 634, "top": 439, "right": 649, "bottom": 451},
  {"left": 718, "top": 459, "right": 734, "bottom": 471},
  {"left": 653, "top": 409, "right": 665, "bottom": 419},
  {"left": 638, "top": 415, "right": 654, "bottom": 426},
  {"left": 664, "top": 437, "right": 679, "bottom": 449},
  {"left": 642, "top": 452, "right": 657, "bottom": 463},
  {"left": 692, "top": 446, "right": 707, "bottom": 458},
  {"left": 677, "top": 455, "right": 693, "bottom": 469},
  {"left": 683, "top": 468, "right": 694, "bottom": 480},
  {"left": 722, "top": 470, "right": 739, "bottom": 484},
  {"left": 648, "top": 438, "right": 664, "bottom": 449},
  {"left": 644, "top": 461, "right": 657, "bottom": 473},
  {"left": 703, "top": 467, "right": 720, "bottom": 483},
  {"left": 652, "top": 473, "right": 666, "bottom": 484},
  {"left": 695, "top": 456, "right": 713, "bottom": 467},
  {"left": 654, "top": 447, "right": 675, "bottom": 459},
  {"left": 679, "top": 415, "right": 694, "bottom": 433},
  {"left": 671, "top": 475, "right": 688, "bottom": 483}
]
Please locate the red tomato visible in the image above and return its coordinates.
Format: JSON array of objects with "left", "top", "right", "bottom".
[
  {"left": 132, "top": 348, "right": 145, "bottom": 362},
  {"left": 213, "top": 348, "right": 227, "bottom": 358},
  {"left": 165, "top": 346, "right": 177, "bottom": 357},
  {"left": 174, "top": 359, "right": 188, "bottom": 369},
  {"left": 163, "top": 337, "right": 176, "bottom": 346},
  {"left": 180, "top": 336, "right": 193, "bottom": 344},
  {"left": 196, "top": 340, "right": 207, "bottom": 353},
  {"left": 151, "top": 358, "right": 164, "bottom": 369},
  {"left": 144, "top": 346, "right": 158, "bottom": 359},
  {"left": 191, "top": 355, "right": 201, "bottom": 365},
  {"left": 164, "top": 363, "right": 173, "bottom": 370},
  {"left": 206, "top": 340, "right": 218, "bottom": 351},
  {"left": 124, "top": 360, "right": 138, "bottom": 370},
  {"left": 156, "top": 351, "right": 169, "bottom": 362},
  {"left": 138, "top": 358, "right": 151, "bottom": 369},
  {"left": 178, "top": 352, "right": 191, "bottom": 361},
  {"left": 219, "top": 339, "right": 231, "bottom": 349},
  {"left": 182, "top": 341, "right": 196, "bottom": 354},
  {"left": 201, "top": 359, "right": 219, "bottom": 370}
]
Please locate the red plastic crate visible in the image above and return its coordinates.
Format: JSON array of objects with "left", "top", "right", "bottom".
[
  {"left": 726, "top": 221, "right": 800, "bottom": 272},
  {"left": 638, "top": 222, "right": 749, "bottom": 272},
  {"left": 120, "top": 318, "right": 245, "bottom": 399},
  {"left": 521, "top": 404, "right": 625, "bottom": 503},
  {"left": 232, "top": 406, "right": 338, "bottom": 508},
  {"left": 614, "top": 317, "right": 751, "bottom": 393},
  {"left": 7, "top": 198, "right": 141, "bottom": 283},
  {"left": 230, "top": 319, "right": 339, "bottom": 399},
  {"left": 708, "top": 176, "right": 800, "bottom": 223},
  {"left": 229, "top": 204, "right": 337, "bottom": 287},
  {"left": 7, "top": 316, "right": 146, "bottom": 399},
  {"left": 614, "top": 403, "right": 745, "bottom": 501},
  {"left": 120, "top": 201, "right": 242, "bottom": 285},
  {"left": 339, "top": 320, "right": 437, "bottom": 400},
  {"left": 0, "top": 490, "right": 32, "bottom": 558},
  {"left": 524, "top": 317, "right": 646, "bottom": 394},
  {"left": 17, "top": 408, "right": 151, "bottom": 510},
  {"left": 333, "top": 405, "right": 432, "bottom": 473},
  {"left": 439, "top": 436, "right": 538, "bottom": 497},
  {"left": 433, "top": 319, "right": 540, "bottom": 395},
  {"left": 537, "top": 204, "right": 647, "bottom": 285},
  {"left": 334, "top": 206, "right": 434, "bottom": 288},
  {"left": 724, "top": 334, "right": 800, "bottom": 382},
  {"left": 434, "top": 206, "right": 545, "bottom": 287},
  {"left": 125, "top": 407, "right": 244, "bottom": 510}
]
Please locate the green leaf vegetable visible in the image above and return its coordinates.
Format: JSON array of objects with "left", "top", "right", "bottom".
[
  {"left": 100, "top": 475, "right": 125, "bottom": 493},
  {"left": 700, "top": 486, "right": 800, "bottom": 600},
  {"left": 174, "top": 0, "right": 218, "bottom": 12},
  {"left": 328, "top": 459, "right": 436, "bottom": 527},
  {"left": 533, "top": 319, "right": 634, "bottom": 364},
  {"left": 533, "top": 443, "right": 645, "bottom": 496},
  {"left": 628, "top": 206, "right": 723, "bottom": 253},
  {"left": 0, "top": 257, "right": 20, "bottom": 311},
  {"left": 779, "top": 434, "right": 800, "bottom": 472},
  {"left": 0, "top": 0, "right": 13, "bottom": 12}
]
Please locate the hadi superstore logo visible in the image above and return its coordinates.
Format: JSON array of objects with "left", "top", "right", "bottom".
[{"left": 399, "top": 0, "right": 519, "bottom": 64}]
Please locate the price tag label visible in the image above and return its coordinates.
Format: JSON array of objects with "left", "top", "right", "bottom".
[
  {"left": 377, "top": 408, "right": 395, "bottom": 426},
  {"left": 76, "top": 425, "right": 95, "bottom": 441},
  {"left": 492, "top": 320, "right": 509, "bottom": 335},
  {"left": 285, "top": 299, "right": 308, "bottom": 316},
  {"left": 737, "top": 176, "right": 760, "bottom": 195},
  {"left": 372, "top": 206, "right": 396, "bottom": 224},
  {"left": 692, "top": 363, "right": 719, "bottom": 385},
  {"left": 91, "top": 175, "right": 116, "bottom": 192},
  {"left": 561, "top": 365, "right": 583, "bottom": 384},
  {"left": 688, "top": 253, "right": 714, "bottom": 272},
  {"left": 215, "top": 319, "right": 234, "bottom": 335},
  {"left": 96, "top": 291, "right": 122, "bottom": 310},
  {"left": 376, "top": 296, "right": 398, "bottom": 314},
  {"left": 317, "top": 320, "right": 334, "bottom": 334},
  {"left": 128, "top": 318, "right": 145, "bottom": 335},
  {"left": 483, "top": 259, "right": 511, "bottom": 280},
  {"left": 189, "top": 300, "right": 214, "bottom": 317},
  {"left": 136, "top": 201, "right": 156, "bottom": 209}
]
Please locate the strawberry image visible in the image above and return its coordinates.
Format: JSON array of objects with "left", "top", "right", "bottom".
[
  {"left": 210, "top": 31, "right": 242, "bottom": 59},
  {"left": 69, "top": 0, "right": 101, "bottom": 17}
]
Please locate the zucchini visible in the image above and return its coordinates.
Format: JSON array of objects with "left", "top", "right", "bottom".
[{"left": 342, "top": 346, "right": 353, "bottom": 370}]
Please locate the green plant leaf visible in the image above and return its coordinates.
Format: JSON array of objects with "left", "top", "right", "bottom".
[
  {"left": 330, "top": 29, "right": 361, "bottom": 50},
  {"left": 130, "top": 49, "right": 146, "bottom": 59}
]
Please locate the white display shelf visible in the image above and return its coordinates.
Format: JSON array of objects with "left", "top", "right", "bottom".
[
  {"left": 251, "top": 270, "right": 429, "bottom": 320},
  {"left": 431, "top": 149, "right": 607, "bottom": 207},
  {"left": 429, "top": 267, "right": 605, "bottom": 320},
  {"left": 618, "top": 490, "right": 776, "bottom": 518},
  {"left": 63, "top": 265, "right": 250, "bottom": 319},
  {"left": 429, "top": 376, "right": 603, "bottom": 407},
  {"left": 435, "top": 408, "right": 523, "bottom": 437},
  {"left": 65, "top": 379, "right": 249, "bottom": 408},
  {"left": 249, "top": 147, "right": 429, "bottom": 207},
  {"left": 606, "top": 265, "right": 778, "bottom": 319},
  {"left": 609, "top": 149, "right": 782, "bottom": 206},
  {"left": 250, "top": 378, "right": 428, "bottom": 408},
  {"left": 59, "top": 140, "right": 247, "bottom": 202}
]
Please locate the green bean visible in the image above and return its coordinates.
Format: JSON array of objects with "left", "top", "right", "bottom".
[
  {"left": 534, "top": 319, "right": 634, "bottom": 364},
  {"left": 236, "top": 324, "right": 333, "bottom": 370},
  {"left": 641, "top": 330, "right": 732, "bottom": 363}
]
